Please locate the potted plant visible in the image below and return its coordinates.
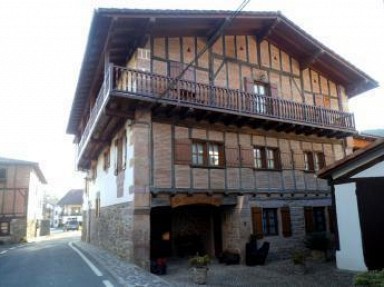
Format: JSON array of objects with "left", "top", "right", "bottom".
[
  {"left": 189, "top": 253, "right": 210, "bottom": 285},
  {"left": 292, "top": 250, "right": 307, "bottom": 275}
]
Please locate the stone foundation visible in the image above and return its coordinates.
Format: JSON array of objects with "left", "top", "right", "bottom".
[
  {"left": 89, "top": 202, "right": 134, "bottom": 261},
  {"left": 10, "top": 218, "right": 27, "bottom": 242}
]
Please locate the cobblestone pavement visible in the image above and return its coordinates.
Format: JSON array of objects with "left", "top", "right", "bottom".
[{"left": 74, "top": 240, "right": 357, "bottom": 287}]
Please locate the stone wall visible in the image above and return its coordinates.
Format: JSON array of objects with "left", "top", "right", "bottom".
[
  {"left": 89, "top": 202, "right": 134, "bottom": 260},
  {"left": 39, "top": 219, "right": 50, "bottom": 236},
  {"left": 10, "top": 218, "right": 27, "bottom": 242}
]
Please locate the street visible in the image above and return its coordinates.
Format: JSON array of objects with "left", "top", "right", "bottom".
[{"left": 0, "top": 230, "right": 119, "bottom": 287}]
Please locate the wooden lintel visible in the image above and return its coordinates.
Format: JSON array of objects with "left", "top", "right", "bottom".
[
  {"left": 300, "top": 49, "right": 325, "bottom": 70},
  {"left": 257, "top": 17, "right": 281, "bottom": 42}
]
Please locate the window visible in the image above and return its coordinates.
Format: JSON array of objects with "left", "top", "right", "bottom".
[
  {"left": 305, "top": 207, "right": 327, "bottom": 234},
  {"left": 191, "top": 141, "right": 224, "bottom": 167},
  {"left": 103, "top": 149, "right": 110, "bottom": 171},
  {"left": 95, "top": 193, "right": 100, "bottom": 218},
  {"left": 253, "top": 147, "right": 281, "bottom": 170},
  {"left": 262, "top": 208, "right": 278, "bottom": 236},
  {"left": 0, "top": 221, "right": 10, "bottom": 236},
  {"left": 114, "top": 131, "right": 127, "bottom": 175},
  {"left": 304, "top": 151, "right": 325, "bottom": 172},
  {"left": 252, "top": 207, "right": 292, "bottom": 238},
  {"left": 0, "top": 168, "right": 5, "bottom": 188}
]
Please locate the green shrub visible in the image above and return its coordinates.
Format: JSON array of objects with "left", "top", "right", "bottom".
[
  {"left": 189, "top": 253, "right": 210, "bottom": 268},
  {"left": 354, "top": 270, "right": 384, "bottom": 286},
  {"left": 292, "top": 250, "right": 306, "bottom": 265}
]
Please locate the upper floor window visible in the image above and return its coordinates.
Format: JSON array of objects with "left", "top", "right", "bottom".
[
  {"left": 254, "top": 147, "right": 281, "bottom": 170},
  {"left": 304, "top": 151, "right": 325, "bottom": 172},
  {"left": 191, "top": 141, "right": 224, "bottom": 168},
  {"left": 253, "top": 82, "right": 267, "bottom": 96}
]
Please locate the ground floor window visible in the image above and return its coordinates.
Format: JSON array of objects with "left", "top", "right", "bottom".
[
  {"left": 252, "top": 207, "right": 292, "bottom": 238},
  {"left": 0, "top": 221, "right": 10, "bottom": 236},
  {"left": 305, "top": 206, "right": 327, "bottom": 233},
  {"left": 262, "top": 208, "right": 278, "bottom": 236}
]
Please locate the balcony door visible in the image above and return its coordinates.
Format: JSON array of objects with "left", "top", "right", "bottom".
[{"left": 244, "top": 77, "right": 277, "bottom": 115}]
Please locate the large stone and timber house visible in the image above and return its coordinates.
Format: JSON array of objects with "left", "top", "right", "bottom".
[
  {"left": 66, "top": 9, "right": 378, "bottom": 269},
  {"left": 0, "top": 157, "right": 47, "bottom": 243}
]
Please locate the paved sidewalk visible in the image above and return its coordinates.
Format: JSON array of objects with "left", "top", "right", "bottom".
[
  {"left": 74, "top": 240, "right": 172, "bottom": 287},
  {"left": 74, "top": 240, "right": 356, "bottom": 287}
]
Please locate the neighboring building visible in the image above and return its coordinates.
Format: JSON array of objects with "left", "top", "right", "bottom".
[
  {"left": 56, "top": 189, "right": 83, "bottom": 226},
  {"left": 318, "top": 139, "right": 384, "bottom": 271},
  {"left": 66, "top": 9, "right": 378, "bottom": 268},
  {"left": 0, "top": 157, "right": 47, "bottom": 242}
]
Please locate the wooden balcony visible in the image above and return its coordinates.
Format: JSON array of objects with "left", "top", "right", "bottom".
[{"left": 77, "top": 65, "right": 356, "bottom": 168}]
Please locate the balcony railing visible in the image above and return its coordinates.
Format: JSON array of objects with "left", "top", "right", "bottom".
[{"left": 78, "top": 65, "right": 355, "bottom": 158}]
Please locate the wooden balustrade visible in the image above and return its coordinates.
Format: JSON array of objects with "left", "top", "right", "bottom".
[{"left": 78, "top": 65, "right": 355, "bottom": 156}]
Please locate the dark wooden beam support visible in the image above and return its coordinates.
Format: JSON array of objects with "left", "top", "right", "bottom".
[
  {"left": 256, "top": 17, "right": 281, "bottom": 42},
  {"left": 125, "top": 17, "right": 156, "bottom": 63},
  {"left": 105, "top": 107, "right": 134, "bottom": 118},
  {"left": 300, "top": 49, "right": 325, "bottom": 70}
]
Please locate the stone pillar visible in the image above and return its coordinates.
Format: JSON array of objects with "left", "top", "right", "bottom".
[{"left": 131, "top": 107, "right": 151, "bottom": 269}]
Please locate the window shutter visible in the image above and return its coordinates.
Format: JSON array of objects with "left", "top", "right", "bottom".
[
  {"left": 270, "top": 83, "right": 279, "bottom": 97},
  {"left": 317, "top": 153, "right": 326, "bottom": 170},
  {"left": 293, "top": 153, "right": 305, "bottom": 170},
  {"left": 327, "top": 206, "right": 335, "bottom": 234},
  {"left": 225, "top": 146, "right": 239, "bottom": 167},
  {"left": 308, "top": 152, "right": 315, "bottom": 171},
  {"left": 281, "top": 206, "right": 292, "bottom": 237},
  {"left": 252, "top": 207, "right": 264, "bottom": 239},
  {"left": 280, "top": 150, "right": 293, "bottom": 169},
  {"left": 174, "top": 138, "right": 191, "bottom": 165},
  {"left": 304, "top": 207, "right": 314, "bottom": 234},
  {"left": 218, "top": 144, "right": 225, "bottom": 167},
  {"left": 240, "top": 147, "right": 254, "bottom": 168},
  {"left": 244, "top": 77, "right": 254, "bottom": 93},
  {"left": 274, "top": 149, "right": 282, "bottom": 169}
]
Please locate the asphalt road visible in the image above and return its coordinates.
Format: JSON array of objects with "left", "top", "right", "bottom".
[{"left": 0, "top": 231, "right": 119, "bottom": 287}]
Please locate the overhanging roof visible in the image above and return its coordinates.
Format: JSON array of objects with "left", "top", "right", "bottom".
[
  {"left": 66, "top": 9, "right": 379, "bottom": 135},
  {"left": 317, "top": 139, "right": 384, "bottom": 181},
  {"left": 0, "top": 156, "right": 47, "bottom": 184}
]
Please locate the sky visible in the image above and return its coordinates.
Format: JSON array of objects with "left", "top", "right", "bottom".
[{"left": 0, "top": 0, "right": 383, "bottom": 198}]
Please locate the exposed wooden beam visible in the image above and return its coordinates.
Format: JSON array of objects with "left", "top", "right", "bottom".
[
  {"left": 300, "top": 49, "right": 325, "bottom": 70},
  {"left": 256, "top": 17, "right": 281, "bottom": 42}
]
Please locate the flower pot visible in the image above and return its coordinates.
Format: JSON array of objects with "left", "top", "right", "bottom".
[{"left": 191, "top": 267, "right": 208, "bottom": 285}]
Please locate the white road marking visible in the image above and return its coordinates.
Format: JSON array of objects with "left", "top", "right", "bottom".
[
  {"left": 68, "top": 242, "right": 103, "bottom": 277},
  {"left": 103, "top": 280, "right": 114, "bottom": 287},
  {"left": 0, "top": 250, "right": 7, "bottom": 255}
]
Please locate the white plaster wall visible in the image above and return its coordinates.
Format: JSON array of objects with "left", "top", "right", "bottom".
[
  {"left": 352, "top": 161, "right": 384, "bottom": 178},
  {"left": 335, "top": 182, "right": 367, "bottom": 271},
  {"left": 27, "top": 170, "right": 45, "bottom": 221},
  {"left": 88, "top": 121, "right": 134, "bottom": 209}
]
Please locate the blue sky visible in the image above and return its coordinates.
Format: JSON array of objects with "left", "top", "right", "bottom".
[{"left": 0, "top": 0, "right": 382, "bottom": 197}]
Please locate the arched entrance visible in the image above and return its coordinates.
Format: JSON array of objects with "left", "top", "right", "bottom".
[{"left": 150, "top": 204, "right": 223, "bottom": 259}]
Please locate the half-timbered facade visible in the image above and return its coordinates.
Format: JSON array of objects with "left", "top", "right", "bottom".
[
  {"left": 0, "top": 157, "right": 47, "bottom": 242},
  {"left": 67, "top": 9, "right": 378, "bottom": 268}
]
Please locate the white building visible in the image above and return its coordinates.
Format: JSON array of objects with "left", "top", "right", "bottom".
[{"left": 318, "top": 139, "right": 384, "bottom": 271}]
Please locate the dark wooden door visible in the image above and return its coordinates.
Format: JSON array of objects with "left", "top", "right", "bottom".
[{"left": 356, "top": 177, "right": 384, "bottom": 270}]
